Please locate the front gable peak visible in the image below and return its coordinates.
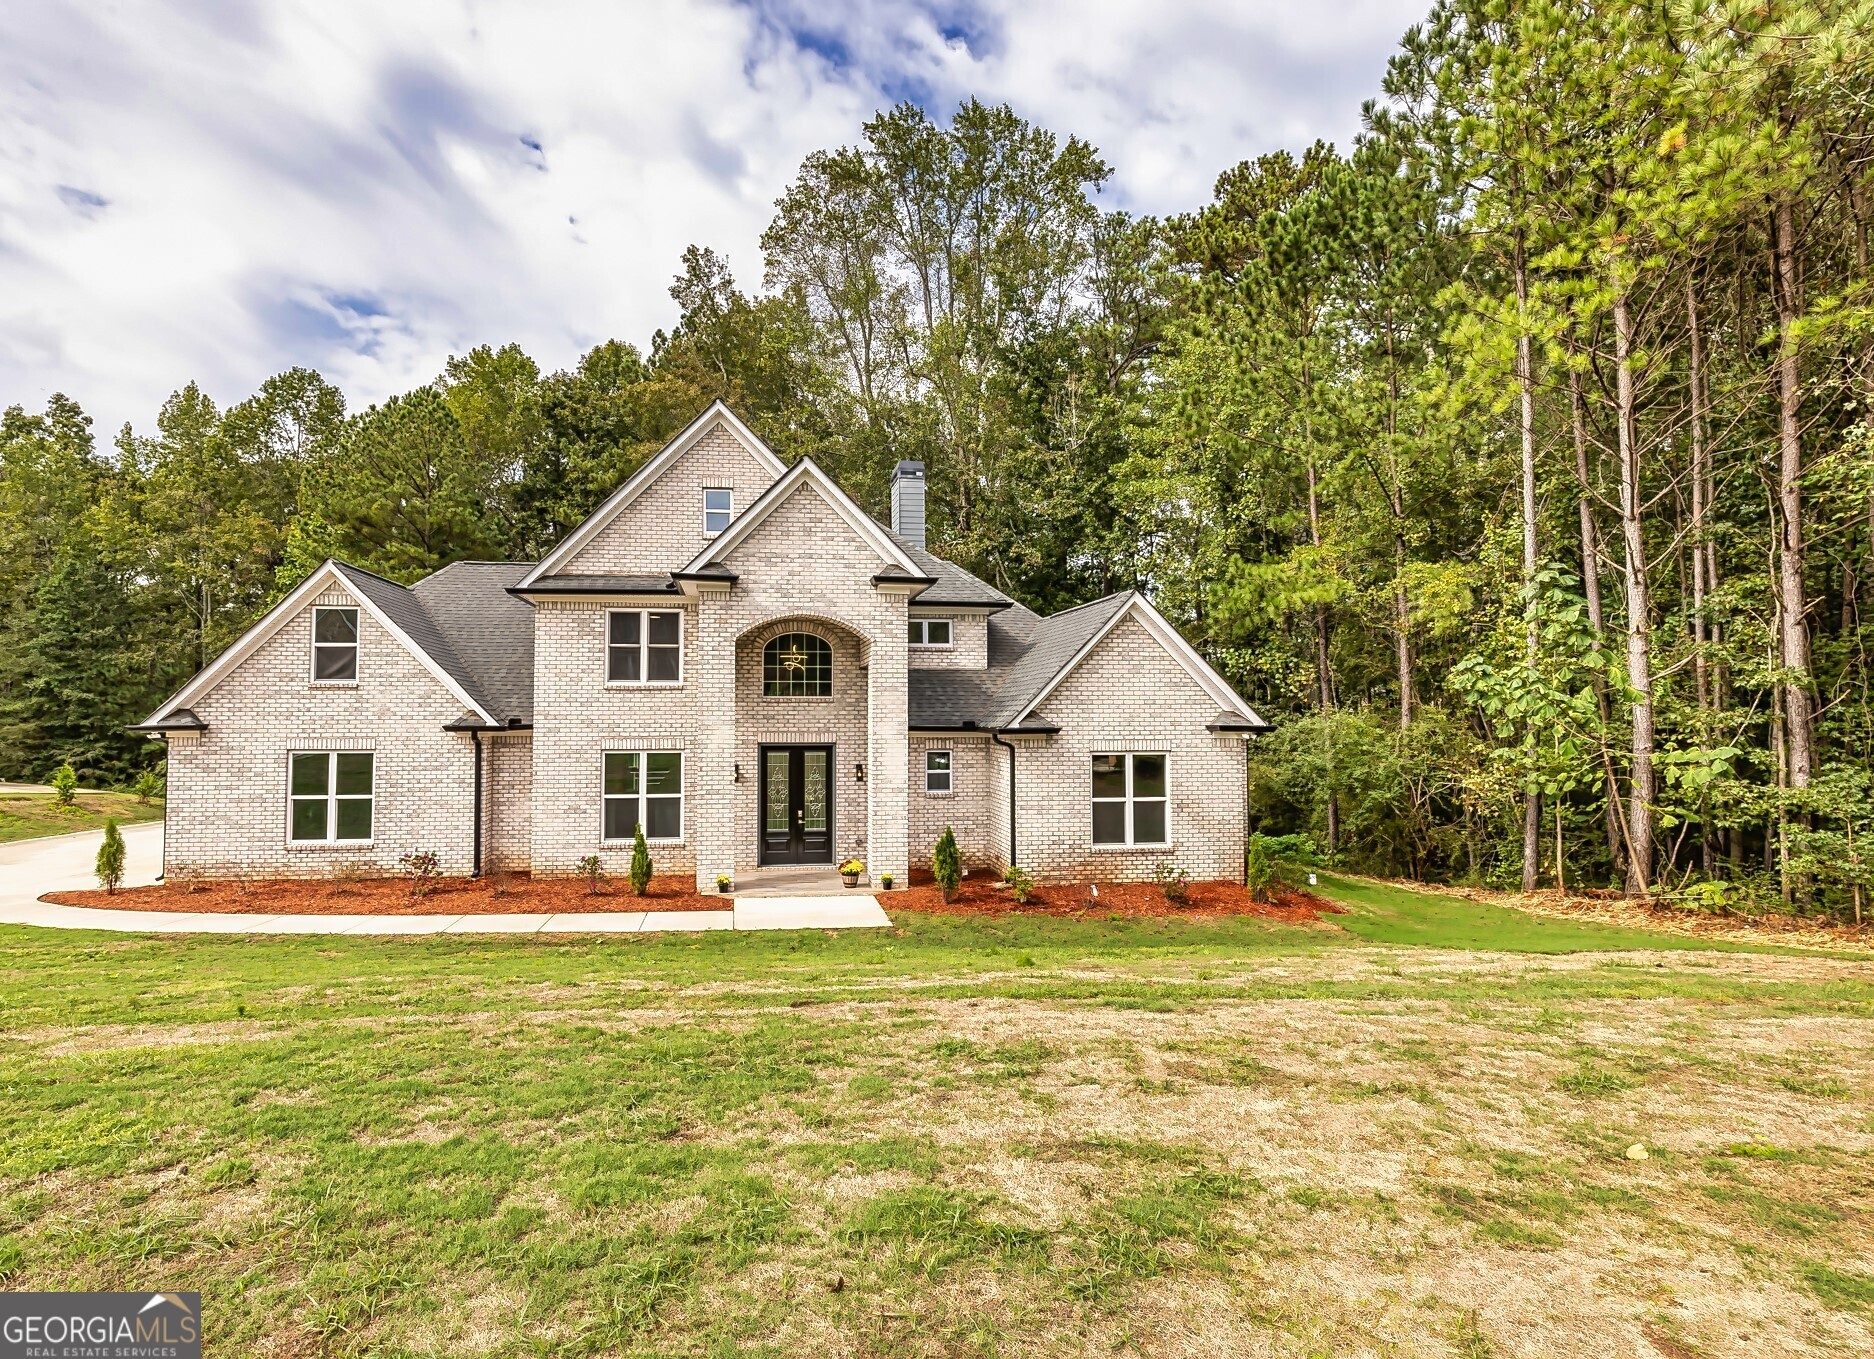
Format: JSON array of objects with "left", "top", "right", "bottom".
[
  {"left": 518, "top": 401, "right": 786, "bottom": 587},
  {"left": 678, "top": 458, "right": 930, "bottom": 583}
]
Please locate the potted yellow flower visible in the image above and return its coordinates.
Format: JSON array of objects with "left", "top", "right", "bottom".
[{"left": 839, "top": 858, "right": 865, "bottom": 888}]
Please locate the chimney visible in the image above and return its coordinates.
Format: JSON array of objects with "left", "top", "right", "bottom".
[{"left": 890, "top": 460, "right": 927, "bottom": 549}]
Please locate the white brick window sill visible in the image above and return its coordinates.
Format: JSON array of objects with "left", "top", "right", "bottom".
[
  {"left": 604, "top": 683, "right": 686, "bottom": 692},
  {"left": 1089, "top": 843, "right": 1173, "bottom": 853},
  {"left": 601, "top": 839, "right": 686, "bottom": 848},
  {"left": 285, "top": 840, "right": 375, "bottom": 851},
  {"left": 308, "top": 681, "right": 359, "bottom": 690},
  {"left": 922, "top": 790, "right": 955, "bottom": 798}
]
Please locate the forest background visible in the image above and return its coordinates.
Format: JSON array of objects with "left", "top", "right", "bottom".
[{"left": 4, "top": 0, "right": 1870, "bottom": 915}]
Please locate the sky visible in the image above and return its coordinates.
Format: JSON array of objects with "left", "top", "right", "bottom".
[{"left": 0, "top": 0, "right": 1428, "bottom": 440}]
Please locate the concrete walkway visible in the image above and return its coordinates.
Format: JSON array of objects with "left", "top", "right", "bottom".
[{"left": 0, "top": 824, "right": 891, "bottom": 935}]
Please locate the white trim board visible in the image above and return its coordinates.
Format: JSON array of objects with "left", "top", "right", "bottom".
[
  {"left": 678, "top": 458, "right": 925, "bottom": 579},
  {"left": 519, "top": 401, "right": 787, "bottom": 587},
  {"left": 142, "top": 560, "right": 498, "bottom": 727},
  {"left": 1013, "top": 593, "right": 1264, "bottom": 729}
]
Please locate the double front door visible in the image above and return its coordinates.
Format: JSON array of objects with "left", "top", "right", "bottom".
[{"left": 760, "top": 745, "right": 833, "bottom": 865}]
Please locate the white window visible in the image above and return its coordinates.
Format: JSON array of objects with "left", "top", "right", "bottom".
[
  {"left": 312, "top": 607, "right": 359, "bottom": 682},
  {"left": 925, "top": 749, "right": 953, "bottom": 794},
  {"left": 703, "top": 487, "right": 733, "bottom": 536},
  {"left": 1091, "top": 753, "right": 1168, "bottom": 846},
  {"left": 908, "top": 617, "right": 953, "bottom": 647},
  {"left": 289, "top": 752, "right": 374, "bottom": 841},
  {"left": 607, "top": 610, "right": 683, "bottom": 684},
  {"left": 603, "top": 751, "right": 684, "bottom": 841}
]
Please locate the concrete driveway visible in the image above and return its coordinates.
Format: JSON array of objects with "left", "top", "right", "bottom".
[{"left": 0, "top": 823, "right": 890, "bottom": 934}]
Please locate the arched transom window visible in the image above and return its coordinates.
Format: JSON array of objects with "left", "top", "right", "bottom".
[{"left": 763, "top": 632, "right": 832, "bottom": 697}]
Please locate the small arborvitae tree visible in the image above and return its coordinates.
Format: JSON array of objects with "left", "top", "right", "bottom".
[
  {"left": 51, "top": 762, "right": 78, "bottom": 807},
  {"left": 1245, "top": 836, "right": 1275, "bottom": 905},
  {"left": 629, "top": 825, "right": 653, "bottom": 896},
  {"left": 933, "top": 826, "right": 961, "bottom": 900},
  {"left": 96, "top": 819, "right": 125, "bottom": 893}
]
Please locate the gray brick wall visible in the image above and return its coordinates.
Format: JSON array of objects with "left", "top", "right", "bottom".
[
  {"left": 907, "top": 613, "right": 988, "bottom": 670},
  {"left": 907, "top": 734, "right": 995, "bottom": 868},
  {"left": 164, "top": 585, "right": 478, "bottom": 879},
  {"left": 485, "top": 732, "right": 532, "bottom": 872},
  {"left": 1020, "top": 614, "right": 1247, "bottom": 883},
  {"left": 565, "top": 426, "right": 777, "bottom": 574},
  {"left": 529, "top": 599, "right": 699, "bottom": 876}
]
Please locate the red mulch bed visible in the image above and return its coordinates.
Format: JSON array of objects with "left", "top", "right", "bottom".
[
  {"left": 46, "top": 872, "right": 725, "bottom": 915},
  {"left": 885, "top": 867, "right": 1340, "bottom": 921}
]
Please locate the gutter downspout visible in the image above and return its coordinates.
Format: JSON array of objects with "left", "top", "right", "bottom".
[
  {"left": 991, "top": 731, "right": 1017, "bottom": 870},
  {"left": 470, "top": 730, "right": 484, "bottom": 879}
]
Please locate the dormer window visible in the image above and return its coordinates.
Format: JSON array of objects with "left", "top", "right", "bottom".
[
  {"left": 312, "top": 607, "right": 359, "bottom": 682},
  {"left": 703, "top": 487, "right": 733, "bottom": 536}
]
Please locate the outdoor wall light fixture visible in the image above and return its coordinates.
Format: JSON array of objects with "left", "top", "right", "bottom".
[
  {"left": 854, "top": 762, "right": 866, "bottom": 783},
  {"left": 733, "top": 762, "right": 742, "bottom": 783}
]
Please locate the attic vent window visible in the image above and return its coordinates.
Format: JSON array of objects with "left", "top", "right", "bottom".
[
  {"left": 703, "top": 487, "right": 733, "bottom": 536},
  {"left": 312, "top": 607, "right": 359, "bottom": 682},
  {"left": 763, "top": 632, "right": 831, "bottom": 697}
]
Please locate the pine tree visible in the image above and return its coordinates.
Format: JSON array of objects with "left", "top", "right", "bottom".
[
  {"left": 96, "top": 819, "right": 125, "bottom": 893},
  {"left": 933, "top": 826, "right": 962, "bottom": 900}
]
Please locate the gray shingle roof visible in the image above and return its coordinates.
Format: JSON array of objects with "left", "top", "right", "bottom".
[
  {"left": 331, "top": 563, "right": 498, "bottom": 722},
  {"left": 513, "top": 573, "right": 679, "bottom": 594},
  {"left": 411, "top": 561, "right": 538, "bottom": 724},
  {"left": 905, "top": 593, "right": 1140, "bottom": 730},
  {"left": 881, "top": 529, "right": 1015, "bottom": 608}
]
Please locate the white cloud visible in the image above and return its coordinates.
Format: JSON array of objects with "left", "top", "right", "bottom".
[{"left": 0, "top": 0, "right": 1424, "bottom": 437}]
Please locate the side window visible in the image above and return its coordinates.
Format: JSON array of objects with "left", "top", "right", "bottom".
[
  {"left": 1091, "top": 752, "right": 1168, "bottom": 846},
  {"left": 608, "top": 610, "right": 683, "bottom": 684},
  {"left": 289, "top": 751, "right": 374, "bottom": 841},
  {"left": 604, "top": 751, "right": 684, "bottom": 841},
  {"left": 312, "top": 607, "right": 359, "bottom": 682},
  {"left": 908, "top": 618, "right": 953, "bottom": 647},
  {"left": 925, "top": 749, "right": 952, "bottom": 793},
  {"left": 703, "top": 487, "right": 733, "bottom": 536}
]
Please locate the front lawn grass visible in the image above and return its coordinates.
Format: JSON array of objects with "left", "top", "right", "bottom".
[
  {"left": 0, "top": 790, "right": 163, "bottom": 843},
  {"left": 1309, "top": 870, "right": 1780, "bottom": 953},
  {"left": 2, "top": 912, "right": 1870, "bottom": 1355}
]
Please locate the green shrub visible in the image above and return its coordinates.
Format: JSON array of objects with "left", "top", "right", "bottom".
[
  {"left": 1245, "top": 836, "right": 1276, "bottom": 904},
  {"left": 1151, "top": 859, "right": 1189, "bottom": 904},
  {"left": 397, "top": 849, "right": 441, "bottom": 898},
  {"left": 932, "top": 827, "right": 961, "bottom": 898},
  {"left": 629, "top": 825, "right": 653, "bottom": 895},
  {"left": 1003, "top": 865, "right": 1036, "bottom": 904},
  {"left": 131, "top": 766, "right": 164, "bottom": 804},
  {"left": 51, "top": 762, "right": 78, "bottom": 807},
  {"left": 96, "top": 820, "right": 126, "bottom": 893},
  {"left": 575, "top": 854, "right": 606, "bottom": 894}
]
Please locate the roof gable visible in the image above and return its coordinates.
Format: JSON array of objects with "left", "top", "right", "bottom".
[
  {"left": 1012, "top": 593, "right": 1264, "bottom": 729},
  {"left": 143, "top": 560, "right": 499, "bottom": 727},
  {"left": 519, "top": 401, "right": 786, "bottom": 587},
  {"left": 679, "top": 458, "right": 926, "bottom": 579}
]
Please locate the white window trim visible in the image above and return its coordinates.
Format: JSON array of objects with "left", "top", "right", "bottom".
[
  {"left": 310, "top": 606, "right": 360, "bottom": 686},
  {"left": 702, "top": 486, "right": 733, "bottom": 538},
  {"left": 1091, "top": 751, "right": 1170, "bottom": 849},
  {"left": 908, "top": 617, "right": 955, "bottom": 649},
  {"left": 601, "top": 750, "right": 685, "bottom": 844},
  {"left": 924, "top": 748, "right": 954, "bottom": 795},
  {"left": 605, "top": 608, "right": 685, "bottom": 688},
  {"left": 286, "top": 750, "right": 375, "bottom": 846}
]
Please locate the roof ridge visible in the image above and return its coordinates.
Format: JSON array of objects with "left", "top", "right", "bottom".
[
  {"left": 1039, "top": 589, "right": 1135, "bottom": 621},
  {"left": 329, "top": 559, "right": 411, "bottom": 590}
]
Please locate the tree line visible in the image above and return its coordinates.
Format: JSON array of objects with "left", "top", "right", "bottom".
[{"left": 3, "top": 1, "right": 1869, "bottom": 914}]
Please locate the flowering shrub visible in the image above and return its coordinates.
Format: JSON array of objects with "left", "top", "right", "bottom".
[
  {"left": 399, "top": 849, "right": 442, "bottom": 898},
  {"left": 575, "top": 854, "right": 606, "bottom": 894}
]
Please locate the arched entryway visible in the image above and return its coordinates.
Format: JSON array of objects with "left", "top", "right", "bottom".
[{"left": 734, "top": 616, "right": 871, "bottom": 871}]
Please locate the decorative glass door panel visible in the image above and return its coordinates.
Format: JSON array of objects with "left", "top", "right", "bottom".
[{"left": 758, "top": 745, "right": 835, "bottom": 865}]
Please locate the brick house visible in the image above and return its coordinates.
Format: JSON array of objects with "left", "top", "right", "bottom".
[{"left": 135, "top": 402, "right": 1267, "bottom": 888}]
